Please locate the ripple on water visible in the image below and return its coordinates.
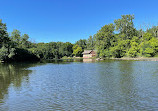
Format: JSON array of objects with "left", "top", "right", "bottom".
[{"left": 0, "top": 61, "right": 158, "bottom": 110}]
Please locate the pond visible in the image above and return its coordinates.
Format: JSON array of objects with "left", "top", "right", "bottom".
[{"left": 0, "top": 60, "right": 158, "bottom": 110}]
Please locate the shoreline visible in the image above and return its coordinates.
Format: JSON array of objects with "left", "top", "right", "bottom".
[
  {"left": 2, "top": 57, "right": 158, "bottom": 63},
  {"left": 53, "top": 57, "right": 158, "bottom": 61},
  {"left": 110, "top": 57, "right": 158, "bottom": 61}
]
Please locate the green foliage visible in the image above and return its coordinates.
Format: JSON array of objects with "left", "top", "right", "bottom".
[
  {"left": 0, "top": 19, "right": 9, "bottom": 48},
  {"left": 95, "top": 24, "right": 115, "bottom": 57},
  {"left": 0, "top": 19, "right": 75, "bottom": 62},
  {"left": 20, "top": 34, "right": 30, "bottom": 48},
  {"left": 147, "top": 26, "right": 158, "bottom": 37},
  {"left": 110, "top": 39, "right": 128, "bottom": 58},
  {"left": 144, "top": 47, "right": 154, "bottom": 57},
  {"left": 88, "top": 14, "right": 158, "bottom": 58},
  {"left": 75, "top": 39, "right": 87, "bottom": 49},
  {"left": 72, "top": 45, "right": 83, "bottom": 57},
  {"left": 86, "top": 35, "right": 95, "bottom": 50},
  {"left": 125, "top": 36, "right": 140, "bottom": 57},
  {"left": 11, "top": 29, "right": 21, "bottom": 47},
  {"left": 138, "top": 38, "right": 158, "bottom": 57},
  {"left": 0, "top": 46, "right": 8, "bottom": 61},
  {"left": 0, "top": 20, "right": 39, "bottom": 62},
  {"left": 2, "top": 14, "right": 158, "bottom": 62},
  {"left": 142, "top": 32, "right": 153, "bottom": 41},
  {"left": 29, "top": 42, "right": 73, "bottom": 59},
  {"left": 127, "top": 42, "right": 139, "bottom": 57},
  {"left": 114, "top": 14, "right": 137, "bottom": 39},
  {"left": 9, "top": 48, "right": 39, "bottom": 61},
  {"left": 8, "top": 48, "right": 16, "bottom": 58}
]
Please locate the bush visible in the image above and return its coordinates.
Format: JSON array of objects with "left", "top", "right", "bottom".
[
  {"left": 0, "top": 47, "right": 8, "bottom": 61},
  {"left": 9, "top": 48, "right": 40, "bottom": 61}
]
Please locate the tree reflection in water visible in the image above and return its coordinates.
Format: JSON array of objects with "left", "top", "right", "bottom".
[
  {"left": 0, "top": 63, "right": 39, "bottom": 102},
  {"left": 0, "top": 60, "right": 72, "bottom": 103}
]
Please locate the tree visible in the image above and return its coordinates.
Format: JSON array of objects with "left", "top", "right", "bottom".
[
  {"left": 20, "top": 34, "right": 30, "bottom": 48},
  {"left": 86, "top": 35, "right": 95, "bottom": 50},
  {"left": 127, "top": 42, "right": 139, "bottom": 57},
  {"left": 142, "top": 32, "right": 153, "bottom": 41},
  {"left": 0, "top": 46, "right": 8, "bottom": 61},
  {"left": 95, "top": 24, "right": 115, "bottom": 57},
  {"left": 140, "top": 38, "right": 158, "bottom": 57},
  {"left": 63, "top": 42, "right": 73, "bottom": 57},
  {"left": 72, "top": 45, "right": 83, "bottom": 57},
  {"left": 114, "top": 14, "right": 136, "bottom": 39},
  {"left": 147, "top": 26, "right": 158, "bottom": 38},
  {"left": 110, "top": 39, "right": 128, "bottom": 58},
  {"left": 75, "top": 39, "right": 87, "bottom": 49},
  {"left": 11, "top": 29, "right": 21, "bottom": 47},
  {"left": 0, "top": 19, "right": 9, "bottom": 48}
]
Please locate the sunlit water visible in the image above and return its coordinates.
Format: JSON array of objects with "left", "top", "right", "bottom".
[{"left": 0, "top": 60, "right": 158, "bottom": 111}]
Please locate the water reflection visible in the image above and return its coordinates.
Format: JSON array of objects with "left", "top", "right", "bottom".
[
  {"left": 118, "top": 61, "right": 134, "bottom": 94},
  {"left": 0, "top": 62, "right": 41, "bottom": 101},
  {"left": 0, "top": 60, "right": 73, "bottom": 102},
  {"left": 95, "top": 61, "right": 158, "bottom": 110},
  {"left": 41, "top": 59, "right": 83, "bottom": 63},
  {"left": 83, "top": 59, "right": 96, "bottom": 63},
  {"left": 0, "top": 60, "right": 158, "bottom": 110},
  {"left": 117, "top": 61, "right": 138, "bottom": 110}
]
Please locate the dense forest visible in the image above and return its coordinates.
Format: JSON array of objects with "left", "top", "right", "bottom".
[{"left": 1, "top": 14, "right": 158, "bottom": 62}]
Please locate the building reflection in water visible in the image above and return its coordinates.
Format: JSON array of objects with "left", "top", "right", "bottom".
[{"left": 83, "top": 59, "right": 96, "bottom": 63}]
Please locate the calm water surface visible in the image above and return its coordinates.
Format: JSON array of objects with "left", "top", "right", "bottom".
[{"left": 0, "top": 60, "right": 158, "bottom": 111}]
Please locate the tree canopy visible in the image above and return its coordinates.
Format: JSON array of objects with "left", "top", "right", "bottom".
[{"left": 1, "top": 14, "right": 158, "bottom": 62}]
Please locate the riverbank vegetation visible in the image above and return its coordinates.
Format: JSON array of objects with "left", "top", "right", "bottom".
[
  {"left": 95, "top": 15, "right": 158, "bottom": 58},
  {"left": 1, "top": 14, "right": 158, "bottom": 62}
]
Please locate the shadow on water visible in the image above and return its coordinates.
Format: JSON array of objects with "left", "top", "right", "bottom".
[
  {"left": 0, "top": 60, "right": 79, "bottom": 102},
  {"left": 0, "top": 62, "right": 46, "bottom": 102},
  {"left": 41, "top": 59, "right": 97, "bottom": 64},
  {"left": 40, "top": 59, "right": 83, "bottom": 64}
]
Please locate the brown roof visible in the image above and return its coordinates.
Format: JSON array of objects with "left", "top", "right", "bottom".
[{"left": 82, "top": 50, "right": 93, "bottom": 54}]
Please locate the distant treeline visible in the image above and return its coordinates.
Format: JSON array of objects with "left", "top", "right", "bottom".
[{"left": 1, "top": 14, "right": 158, "bottom": 62}]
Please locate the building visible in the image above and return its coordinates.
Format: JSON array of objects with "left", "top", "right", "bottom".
[{"left": 82, "top": 50, "right": 96, "bottom": 58}]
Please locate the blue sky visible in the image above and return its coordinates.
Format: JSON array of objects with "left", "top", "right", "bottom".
[{"left": 0, "top": 0, "right": 158, "bottom": 43}]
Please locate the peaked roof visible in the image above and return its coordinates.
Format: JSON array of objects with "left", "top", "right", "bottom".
[{"left": 82, "top": 50, "right": 93, "bottom": 54}]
